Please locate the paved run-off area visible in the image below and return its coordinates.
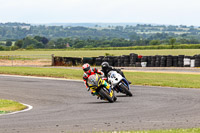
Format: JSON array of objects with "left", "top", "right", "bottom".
[{"left": 0, "top": 75, "right": 200, "bottom": 133}]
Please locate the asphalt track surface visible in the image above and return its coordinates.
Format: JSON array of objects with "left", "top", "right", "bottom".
[{"left": 1, "top": 75, "right": 200, "bottom": 133}]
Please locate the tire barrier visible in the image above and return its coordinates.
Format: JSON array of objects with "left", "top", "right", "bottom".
[
  {"left": 52, "top": 53, "right": 200, "bottom": 67},
  {"left": 130, "top": 53, "right": 138, "bottom": 67},
  {"left": 160, "top": 56, "right": 167, "bottom": 67},
  {"left": 178, "top": 55, "right": 184, "bottom": 67},
  {"left": 83, "top": 57, "right": 95, "bottom": 65},
  {"left": 53, "top": 56, "right": 82, "bottom": 66},
  {"left": 195, "top": 55, "right": 200, "bottom": 67},
  {"left": 173, "top": 56, "right": 178, "bottom": 67}
]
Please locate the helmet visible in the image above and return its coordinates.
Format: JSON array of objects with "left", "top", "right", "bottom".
[
  {"left": 82, "top": 63, "right": 91, "bottom": 74},
  {"left": 101, "top": 62, "right": 109, "bottom": 70}
]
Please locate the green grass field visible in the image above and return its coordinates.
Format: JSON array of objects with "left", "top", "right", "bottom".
[
  {"left": 106, "top": 128, "right": 200, "bottom": 133},
  {"left": 0, "top": 66, "right": 200, "bottom": 88},
  {"left": 0, "top": 49, "right": 200, "bottom": 57}
]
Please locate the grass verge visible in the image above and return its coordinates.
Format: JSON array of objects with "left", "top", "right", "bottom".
[
  {"left": 109, "top": 128, "right": 200, "bottom": 133},
  {"left": 0, "top": 99, "right": 27, "bottom": 114},
  {"left": 0, "top": 49, "right": 200, "bottom": 57},
  {"left": 0, "top": 66, "right": 200, "bottom": 88},
  {"left": 125, "top": 71, "right": 200, "bottom": 88}
]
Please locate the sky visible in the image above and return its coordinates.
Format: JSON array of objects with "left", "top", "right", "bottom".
[{"left": 0, "top": 0, "right": 200, "bottom": 26}]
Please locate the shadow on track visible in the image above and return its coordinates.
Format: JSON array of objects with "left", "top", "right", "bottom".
[
  {"left": 116, "top": 94, "right": 131, "bottom": 97},
  {"left": 85, "top": 101, "right": 121, "bottom": 104}
]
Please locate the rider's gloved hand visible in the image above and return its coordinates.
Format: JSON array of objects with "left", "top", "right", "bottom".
[
  {"left": 84, "top": 82, "right": 90, "bottom": 91},
  {"left": 102, "top": 77, "right": 107, "bottom": 81},
  {"left": 86, "top": 87, "right": 90, "bottom": 91},
  {"left": 91, "top": 91, "right": 98, "bottom": 96}
]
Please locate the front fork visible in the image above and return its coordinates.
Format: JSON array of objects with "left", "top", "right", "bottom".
[
  {"left": 102, "top": 80, "right": 113, "bottom": 97},
  {"left": 90, "top": 80, "right": 112, "bottom": 96}
]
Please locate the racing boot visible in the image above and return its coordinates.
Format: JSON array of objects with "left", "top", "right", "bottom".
[
  {"left": 93, "top": 92, "right": 105, "bottom": 100},
  {"left": 127, "top": 80, "right": 132, "bottom": 84}
]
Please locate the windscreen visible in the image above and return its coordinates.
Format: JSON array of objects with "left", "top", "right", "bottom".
[{"left": 88, "top": 74, "right": 98, "bottom": 86}]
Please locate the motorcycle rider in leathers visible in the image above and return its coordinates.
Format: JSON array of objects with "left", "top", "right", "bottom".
[
  {"left": 82, "top": 63, "right": 111, "bottom": 97},
  {"left": 101, "top": 62, "right": 132, "bottom": 84}
]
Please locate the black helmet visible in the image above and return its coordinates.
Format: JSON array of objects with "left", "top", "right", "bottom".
[{"left": 101, "top": 62, "right": 109, "bottom": 70}]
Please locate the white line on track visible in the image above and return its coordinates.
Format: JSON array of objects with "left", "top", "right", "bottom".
[
  {"left": 0, "top": 103, "right": 33, "bottom": 116},
  {"left": 0, "top": 74, "right": 82, "bottom": 82}
]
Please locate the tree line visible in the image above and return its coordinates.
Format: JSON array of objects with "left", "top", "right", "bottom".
[
  {"left": 1, "top": 22, "right": 200, "bottom": 50},
  {"left": 0, "top": 35, "right": 200, "bottom": 51},
  {"left": 1, "top": 22, "right": 200, "bottom": 41}
]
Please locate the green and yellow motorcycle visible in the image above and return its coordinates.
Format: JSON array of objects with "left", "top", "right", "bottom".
[{"left": 87, "top": 74, "right": 117, "bottom": 103}]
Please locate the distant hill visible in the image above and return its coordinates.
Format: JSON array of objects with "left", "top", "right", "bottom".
[
  {"left": 32, "top": 23, "right": 141, "bottom": 27},
  {"left": 0, "top": 22, "right": 30, "bottom": 26}
]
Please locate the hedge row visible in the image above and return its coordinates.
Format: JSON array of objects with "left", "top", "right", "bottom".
[
  {"left": 53, "top": 53, "right": 200, "bottom": 67},
  {"left": 78, "top": 44, "right": 200, "bottom": 50}
]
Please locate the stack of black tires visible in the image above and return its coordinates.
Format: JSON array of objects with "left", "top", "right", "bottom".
[
  {"left": 173, "top": 56, "right": 178, "bottom": 67},
  {"left": 130, "top": 53, "right": 138, "bottom": 67},
  {"left": 120, "top": 56, "right": 125, "bottom": 67},
  {"left": 155, "top": 56, "right": 161, "bottom": 67},
  {"left": 124, "top": 55, "right": 130, "bottom": 67},
  {"left": 107, "top": 56, "right": 114, "bottom": 66},
  {"left": 195, "top": 55, "right": 200, "bottom": 67},
  {"left": 95, "top": 57, "right": 102, "bottom": 66},
  {"left": 151, "top": 56, "right": 156, "bottom": 67},
  {"left": 160, "top": 56, "right": 167, "bottom": 67},
  {"left": 84, "top": 54, "right": 200, "bottom": 67},
  {"left": 113, "top": 57, "right": 118, "bottom": 67},
  {"left": 53, "top": 57, "right": 82, "bottom": 66},
  {"left": 178, "top": 55, "right": 184, "bottom": 67},
  {"left": 83, "top": 57, "right": 97, "bottom": 66},
  {"left": 166, "top": 55, "right": 173, "bottom": 67},
  {"left": 117, "top": 56, "right": 121, "bottom": 67}
]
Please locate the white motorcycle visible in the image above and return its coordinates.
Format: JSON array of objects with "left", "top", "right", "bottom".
[{"left": 107, "top": 71, "right": 132, "bottom": 96}]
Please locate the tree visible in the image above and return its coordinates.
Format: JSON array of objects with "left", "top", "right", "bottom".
[
  {"left": 34, "top": 36, "right": 49, "bottom": 44},
  {"left": 169, "top": 38, "right": 176, "bottom": 49},
  {"left": 149, "top": 40, "right": 160, "bottom": 45},
  {"left": 73, "top": 41, "right": 85, "bottom": 48},
  {"left": 34, "top": 42, "right": 44, "bottom": 48},
  {"left": 15, "top": 40, "right": 24, "bottom": 48},
  {"left": 10, "top": 45, "right": 19, "bottom": 50},
  {"left": 46, "top": 40, "right": 55, "bottom": 49},
  {"left": 0, "top": 45, "right": 5, "bottom": 51},
  {"left": 23, "top": 37, "right": 39, "bottom": 48},
  {"left": 6, "top": 40, "right": 12, "bottom": 46},
  {"left": 129, "top": 33, "right": 140, "bottom": 41},
  {"left": 0, "top": 42, "right": 5, "bottom": 45},
  {"left": 26, "top": 44, "right": 34, "bottom": 50}
]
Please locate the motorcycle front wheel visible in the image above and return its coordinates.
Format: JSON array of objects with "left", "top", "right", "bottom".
[
  {"left": 98, "top": 88, "right": 114, "bottom": 103},
  {"left": 119, "top": 83, "right": 133, "bottom": 96}
]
